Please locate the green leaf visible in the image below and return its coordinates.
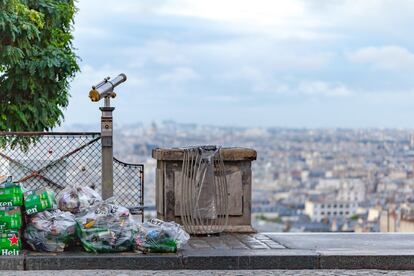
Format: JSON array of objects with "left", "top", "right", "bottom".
[{"left": 0, "top": 0, "right": 80, "bottom": 134}]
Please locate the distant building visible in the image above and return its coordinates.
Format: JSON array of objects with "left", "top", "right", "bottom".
[
  {"left": 316, "top": 178, "right": 366, "bottom": 203},
  {"left": 379, "top": 209, "right": 398, "bottom": 232},
  {"left": 380, "top": 204, "right": 414, "bottom": 232},
  {"left": 305, "top": 200, "right": 358, "bottom": 222}
]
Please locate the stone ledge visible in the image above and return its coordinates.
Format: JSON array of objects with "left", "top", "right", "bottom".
[
  {"left": 0, "top": 255, "right": 25, "bottom": 270},
  {"left": 3, "top": 234, "right": 414, "bottom": 270},
  {"left": 152, "top": 147, "right": 257, "bottom": 161},
  {"left": 25, "top": 252, "right": 183, "bottom": 270},
  {"left": 3, "top": 249, "right": 414, "bottom": 270}
]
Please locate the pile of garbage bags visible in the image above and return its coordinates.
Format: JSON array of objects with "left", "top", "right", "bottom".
[{"left": 2, "top": 180, "right": 190, "bottom": 254}]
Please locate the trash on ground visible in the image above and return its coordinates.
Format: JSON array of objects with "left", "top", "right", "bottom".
[
  {"left": 24, "top": 209, "right": 76, "bottom": 252},
  {"left": 134, "top": 218, "right": 190, "bottom": 253},
  {"left": 57, "top": 184, "right": 101, "bottom": 214},
  {"left": 75, "top": 200, "right": 135, "bottom": 253},
  {"left": 24, "top": 188, "right": 57, "bottom": 215}
]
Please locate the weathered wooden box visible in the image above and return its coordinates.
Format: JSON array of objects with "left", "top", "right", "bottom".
[{"left": 152, "top": 147, "right": 256, "bottom": 233}]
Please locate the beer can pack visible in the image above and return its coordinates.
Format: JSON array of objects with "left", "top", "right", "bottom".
[
  {"left": 0, "top": 231, "right": 21, "bottom": 256},
  {"left": 0, "top": 182, "right": 23, "bottom": 207},
  {"left": 24, "top": 188, "right": 57, "bottom": 215},
  {"left": 0, "top": 206, "right": 22, "bottom": 231}
]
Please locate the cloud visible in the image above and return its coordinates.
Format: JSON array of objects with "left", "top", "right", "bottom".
[
  {"left": 159, "top": 0, "right": 307, "bottom": 26},
  {"left": 158, "top": 67, "right": 201, "bottom": 83},
  {"left": 347, "top": 46, "right": 414, "bottom": 72},
  {"left": 298, "top": 81, "right": 353, "bottom": 97},
  {"left": 65, "top": 0, "right": 414, "bottom": 127}
]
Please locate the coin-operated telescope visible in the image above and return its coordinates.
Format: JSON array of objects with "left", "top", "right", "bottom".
[
  {"left": 89, "top": 73, "right": 127, "bottom": 102},
  {"left": 89, "top": 73, "right": 127, "bottom": 200}
]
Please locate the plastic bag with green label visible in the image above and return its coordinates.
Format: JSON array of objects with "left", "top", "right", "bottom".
[
  {"left": 24, "top": 209, "right": 76, "bottom": 252},
  {"left": 0, "top": 182, "right": 23, "bottom": 207},
  {"left": 24, "top": 188, "right": 57, "bottom": 215},
  {"left": 57, "top": 184, "right": 101, "bottom": 214},
  {"left": 0, "top": 231, "right": 21, "bottom": 255},
  {"left": 0, "top": 206, "right": 22, "bottom": 231},
  {"left": 134, "top": 219, "right": 190, "bottom": 253},
  {"left": 75, "top": 200, "right": 135, "bottom": 253}
]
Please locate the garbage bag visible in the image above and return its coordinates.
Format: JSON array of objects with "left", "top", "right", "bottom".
[
  {"left": 76, "top": 200, "right": 135, "bottom": 253},
  {"left": 0, "top": 182, "right": 23, "bottom": 207},
  {"left": 134, "top": 218, "right": 190, "bottom": 253},
  {"left": 0, "top": 206, "right": 22, "bottom": 231},
  {"left": 24, "top": 209, "right": 76, "bottom": 252},
  {"left": 24, "top": 188, "right": 57, "bottom": 215},
  {"left": 57, "top": 185, "right": 101, "bottom": 214},
  {"left": 0, "top": 231, "right": 21, "bottom": 255}
]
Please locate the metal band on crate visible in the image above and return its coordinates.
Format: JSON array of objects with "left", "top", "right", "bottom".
[{"left": 180, "top": 146, "right": 229, "bottom": 235}]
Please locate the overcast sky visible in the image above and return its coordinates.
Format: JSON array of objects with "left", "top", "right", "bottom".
[{"left": 64, "top": 0, "right": 414, "bottom": 128}]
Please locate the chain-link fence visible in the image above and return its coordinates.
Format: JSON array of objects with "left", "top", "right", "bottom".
[{"left": 0, "top": 132, "right": 144, "bottom": 219}]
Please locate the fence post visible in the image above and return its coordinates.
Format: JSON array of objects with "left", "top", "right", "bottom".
[{"left": 100, "top": 97, "right": 114, "bottom": 199}]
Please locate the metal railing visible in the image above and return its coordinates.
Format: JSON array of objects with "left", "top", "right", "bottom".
[{"left": 0, "top": 132, "right": 144, "bottom": 220}]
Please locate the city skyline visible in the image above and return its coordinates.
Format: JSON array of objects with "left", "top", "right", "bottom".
[{"left": 65, "top": 1, "right": 414, "bottom": 128}]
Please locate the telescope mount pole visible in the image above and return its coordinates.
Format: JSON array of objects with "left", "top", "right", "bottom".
[{"left": 100, "top": 97, "right": 114, "bottom": 199}]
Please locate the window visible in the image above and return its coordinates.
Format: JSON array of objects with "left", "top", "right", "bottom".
[
  {"left": 339, "top": 211, "right": 343, "bottom": 215},
  {"left": 321, "top": 204, "right": 325, "bottom": 208},
  {"left": 339, "top": 204, "right": 343, "bottom": 208},
  {"left": 345, "top": 211, "right": 349, "bottom": 215},
  {"left": 333, "top": 204, "right": 337, "bottom": 208},
  {"left": 321, "top": 212, "right": 325, "bottom": 215},
  {"left": 327, "top": 204, "right": 331, "bottom": 208},
  {"left": 327, "top": 212, "right": 331, "bottom": 215},
  {"left": 333, "top": 212, "right": 337, "bottom": 215}
]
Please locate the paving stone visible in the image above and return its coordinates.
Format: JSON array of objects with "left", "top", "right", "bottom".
[
  {"left": 242, "top": 240, "right": 269, "bottom": 250},
  {"left": 188, "top": 239, "right": 212, "bottom": 249},
  {"left": 250, "top": 234, "right": 272, "bottom": 241},
  {"left": 226, "top": 244, "right": 249, "bottom": 250},
  {"left": 223, "top": 240, "right": 250, "bottom": 250},
  {"left": 205, "top": 238, "right": 231, "bottom": 249},
  {"left": 265, "top": 233, "right": 414, "bottom": 250},
  {"left": 245, "top": 244, "right": 269, "bottom": 250},
  {"left": 180, "top": 243, "right": 192, "bottom": 250},
  {"left": 262, "top": 240, "right": 285, "bottom": 249}
]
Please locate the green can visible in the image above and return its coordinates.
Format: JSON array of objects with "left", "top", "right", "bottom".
[
  {"left": 0, "top": 182, "right": 23, "bottom": 207},
  {"left": 0, "top": 207, "right": 22, "bottom": 231},
  {"left": 24, "top": 188, "right": 57, "bottom": 215},
  {"left": 0, "top": 231, "right": 21, "bottom": 256}
]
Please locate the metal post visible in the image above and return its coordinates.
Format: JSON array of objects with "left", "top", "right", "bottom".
[
  {"left": 100, "top": 97, "right": 114, "bottom": 199},
  {"left": 89, "top": 73, "right": 126, "bottom": 200}
]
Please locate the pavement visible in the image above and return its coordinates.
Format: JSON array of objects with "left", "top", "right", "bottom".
[
  {"left": 3, "top": 233, "right": 414, "bottom": 270},
  {"left": 0, "top": 270, "right": 414, "bottom": 275}
]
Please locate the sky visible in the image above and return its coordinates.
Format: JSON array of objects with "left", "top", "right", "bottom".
[{"left": 64, "top": 0, "right": 414, "bottom": 129}]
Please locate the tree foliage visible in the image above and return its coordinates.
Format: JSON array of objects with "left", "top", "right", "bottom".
[{"left": 0, "top": 0, "right": 79, "bottom": 132}]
